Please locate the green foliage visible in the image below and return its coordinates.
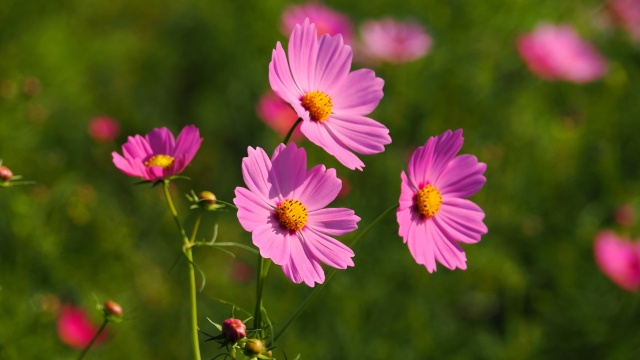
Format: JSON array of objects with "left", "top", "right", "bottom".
[{"left": 1, "top": 0, "right": 639, "bottom": 359}]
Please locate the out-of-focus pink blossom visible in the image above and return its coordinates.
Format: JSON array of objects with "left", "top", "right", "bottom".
[
  {"left": 615, "top": 204, "right": 636, "bottom": 227},
  {"left": 256, "top": 91, "right": 303, "bottom": 141},
  {"left": 608, "top": 0, "right": 640, "bottom": 41},
  {"left": 57, "top": 305, "right": 107, "bottom": 349},
  {"left": 358, "top": 18, "right": 432, "bottom": 64},
  {"left": 594, "top": 231, "right": 640, "bottom": 291},
  {"left": 281, "top": 2, "right": 354, "bottom": 44},
  {"left": 88, "top": 116, "right": 120, "bottom": 143},
  {"left": 517, "top": 24, "right": 607, "bottom": 83}
]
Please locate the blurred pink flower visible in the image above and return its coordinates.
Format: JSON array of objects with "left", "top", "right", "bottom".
[
  {"left": 256, "top": 91, "right": 303, "bottom": 141},
  {"left": 397, "top": 129, "right": 487, "bottom": 272},
  {"left": 608, "top": 0, "right": 640, "bottom": 41},
  {"left": 233, "top": 143, "right": 359, "bottom": 286},
  {"left": 57, "top": 305, "right": 107, "bottom": 349},
  {"left": 594, "top": 230, "right": 640, "bottom": 291},
  {"left": 358, "top": 18, "right": 432, "bottom": 64},
  {"left": 517, "top": 24, "right": 607, "bottom": 83},
  {"left": 281, "top": 2, "right": 354, "bottom": 44},
  {"left": 112, "top": 125, "right": 202, "bottom": 181},
  {"left": 269, "top": 19, "right": 391, "bottom": 170},
  {"left": 88, "top": 116, "right": 120, "bottom": 143}
]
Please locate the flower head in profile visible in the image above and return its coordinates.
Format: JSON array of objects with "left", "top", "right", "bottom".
[
  {"left": 608, "top": 0, "right": 640, "bottom": 42},
  {"left": 517, "top": 24, "right": 607, "bottom": 83},
  {"left": 234, "top": 143, "right": 359, "bottom": 286},
  {"left": 112, "top": 125, "right": 202, "bottom": 182},
  {"left": 256, "top": 91, "right": 303, "bottom": 141},
  {"left": 57, "top": 305, "right": 107, "bottom": 349},
  {"left": 594, "top": 230, "right": 640, "bottom": 292},
  {"left": 358, "top": 18, "right": 432, "bottom": 64},
  {"left": 397, "top": 129, "right": 487, "bottom": 272},
  {"left": 270, "top": 19, "right": 391, "bottom": 170},
  {"left": 282, "top": 2, "right": 354, "bottom": 44}
]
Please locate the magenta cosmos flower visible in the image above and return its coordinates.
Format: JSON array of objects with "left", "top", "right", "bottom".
[
  {"left": 397, "top": 129, "right": 487, "bottom": 272},
  {"left": 112, "top": 125, "right": 202, "bottom": 181},
  {"left": 281, "top": 2, "right": 354, "bottom": 44},
  {"left": 608, "top": 0, "right": 640, "bottom": 42},
  {"left": 57, "top": 305, "right": 107, "bottom": 349},
  {"left": 256, "top": 90, "right": 303, "bottom": 141},
  {"left": 358, "top": 18, "right": 432, "bottom": 64},
  {"left": 594, "top": 230, "right": 640, "bottom": 291},
  {"left": 269, "top": 19, "right": 391, "bottom": 171},
  {"left": 233, "top": 143, "right": 359, "bottom": 286},
  {"left": 517, "top": 24, "right": 607, "bottom": 83}
]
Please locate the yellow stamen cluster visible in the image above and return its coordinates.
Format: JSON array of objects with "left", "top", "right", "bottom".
[
  {"left": 276, "top": 199, "right": 308, "bottom": 231},
  {"left": 301, "top": 91, "right": 333, "bottom": 122},
  {"left": 144, "top": 154, "right": 174, "bottom": 168},
  {"left": 415, "top": 185, "right": 442, "bottom": 218}
]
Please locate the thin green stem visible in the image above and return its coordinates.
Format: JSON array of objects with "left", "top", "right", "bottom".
[
  {"left": 270, "top": 204, "right": 399, "bottom": 345},
  {"left": 77, "top": 319, "right": 108, "bottom": 360},
  {"left": 283, "top": 118, "right": 303, "bottom": 144},
  {"left": 190, "top": 213, "right": 203, "bottom": 244},
  {"left": 253, "top": 256, "right": 271, "bottom": 334},
  {"left": 162, "top": 180, "right": 202, "bottom": 360}
]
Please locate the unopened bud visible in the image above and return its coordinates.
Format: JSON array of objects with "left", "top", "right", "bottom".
[
  {"left": 222, "top": 318, "right": 246, "bottom": 342},
  {"left": 0, "top": 165, "right": 13, "bottom": 182},
  {"left": 199, "top": 191, "right": 217, "bottom": 205},
  {"left": 244, "top": 338, "right": 265, "bottom": 356},
  {"left": 103, "top": 300, "right": 123, "bottom": 318}
]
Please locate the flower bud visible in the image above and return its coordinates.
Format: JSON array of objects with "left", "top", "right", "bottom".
[
  {"left": 103, "top": 300, "right": 123, "bottom": 319},
  {"left": 0, "top": 165, "right": 13, "bottom": 182},
  {"left": 244, "top": 338, "right": 265, "bottom": 356},
  {"left": 222, "top": 318, "right": 246, "bottom": 342},
  {"left": 198, "top": 191, "right": 217, "bottom": 205}
]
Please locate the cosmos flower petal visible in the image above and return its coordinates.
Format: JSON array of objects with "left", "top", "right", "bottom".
[
  {"left": 326, "top": 113, "right": 391, "bottom": 155},
  {"left": 314, "top": 33, "right": 351, "bottom": 91},
  {"left": 434, "top": 206, "right": 485, "bottom": 245},
  {"left": 408, "top": 129, "right": 464, "bottom": 187},
  {"left": 112, "top": 152, "right": 141, "bottom": 178},
  {"left": 241, "top": 147, "right": 276, "bottom": 203},
  {"left": 594, "top": 230, "right": 640, "bottom": 291},
  {"left": 301, "top": 120, "right": 365, "bottom": 170},
  {"left": 399, "top": 172, "right": 417, "bottom": 210},
  {"left": 431, "top": 222, "right": 467, "bottom": 270},
  {"left": 302, "top": 227, "right": 354, "bottom": 268},
  {"left": 252, "top": 223, "right": 292, "bottom": 265},
  {"left": 269, "top": 143, "right": 307, "bottom": 200},
  {"left": 234, "top": 187, "right": 274, "bottom": 232},
  {"left": 288, "top": 19, "right": 319, "bottom": 92},
  {"left": 269, "top": 42, "right": 305, "bottom": 108},
  {"left": 122, "top": 134, "right": 152, "bottom": 159},
  {"left": 146, "top": 127, "right": 175, "bottom": 155},
  {"left": 439, "top": 197, "right": 488, "bottom": 237},
  {"left": 436, "top": 154, "right": 487, "bottom": 198},
  {"left": 332, "top": 69, "right": 384, "bottom": 115},
  {"left": 307, "top": 208, "right": 359, "bottom": 235},
  {"left": 406, "top": 217, "right": 437, "bottom": 272},
  {"left": 282, "top": 238, "right": 325, "bottom": 286},
  {"left": 281, "top": 2, "right": 354, "bottom": 44},
  {"left": 295, "top": 165, "right": 340, "bottom": 210},
  {"left": 173, "top": 125, "right": 203, "bottom": 167}
]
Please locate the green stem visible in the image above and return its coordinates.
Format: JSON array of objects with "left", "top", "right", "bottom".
[
  {"left": 270, "top": 204, "right": 398, "bottom": 344},
  {"left": 77, "top": 319, "right": 108, "bottom": 360},
  {"left": 283, "top": 118, "right": 303, "bottom": 144},
  {"left": 253, "top": 256, "right": 271, "bottom": 334},
  {"left": 162, "top": 180, "right": 202, "bottom": 360}
]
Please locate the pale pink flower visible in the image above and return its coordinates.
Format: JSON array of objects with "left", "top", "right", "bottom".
[
  {"left": 88, "top": 116, "right": 120, "bottom": 143},
  {"left": 256, "top": 91, "right": 303, "bottom": 141},
  {"left": 608, "top": 0, "right": 640, "bottom": 41},
  {"left": 57, "top": 305, "right": 107, "bottom": 349},
  {"left": 517, "top": 24, "right": 607, "bottom": 83},
  {"left": 594, "top": 230, "right": 640, "bottom": 291},
  {"left": 397, "top": 129, "right": 487, "bottom": 272},
  {"left": 358, "top": 18, "right": 432, "bottom": 64},
  {"left": 233, "top": 143, "right": 359, "bottom": 286},
  {"left": 112, "top": 125, "right": 202, "bottom": 181},
  {"left": 269, "top": 19, "right": 391, "bottom": 170},
  {"left": 281, "top": 2, "right": 354, "bottom": 44}
]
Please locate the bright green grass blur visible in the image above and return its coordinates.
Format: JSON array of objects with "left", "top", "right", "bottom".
[{"left": 2, "top": 0, "right": 640, "bottom": 359}]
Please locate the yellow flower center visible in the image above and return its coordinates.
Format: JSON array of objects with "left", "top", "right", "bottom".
[
  {"left": 415, "top": 185, "right": 442, "bottom": 218},
  {"left": 301, "top": 91, "right": 333, "bottom": 122},
  {"left": 144, "top": 154, "right": 174, "bottom": 168},
  {"left": 276, "top": 199, "right": 308, "bottom": 231}
]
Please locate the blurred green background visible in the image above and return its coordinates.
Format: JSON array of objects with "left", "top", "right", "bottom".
[{"left": 2, "top": 0, "right": 640, "bottom": 358}]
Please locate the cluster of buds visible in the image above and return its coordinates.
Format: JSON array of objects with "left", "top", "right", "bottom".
[{"left": 209, "top": 318, "right": 274, "bottom": 359}]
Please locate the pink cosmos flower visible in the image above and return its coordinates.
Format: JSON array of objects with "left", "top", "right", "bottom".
[
  {"left": 517, "top": 24, "right": 607, "bottom": 83},
  {"left": 397, "top": 129, "right": 487, "bottom": 272},
  {"left": 256, "top": 91, "right": 303, "bottom": 141},
  {"left": 594, "top": 230, "right": 640, "bottom": 291},
  {"left": 608, "top": 0, "right": 640, "bottom": 41},
  {"left": 281, "top": 2, "right": 354, "bottom": 44},
  {"left": 88, "top": 116, "right": 120, "bottom": 143},
  {"left": 269, "top": 19, "right": 391, "bottom": 170},
  {"left": 112, "top": 125, "right": 202, "bottom": 181},
  {"left": 358, "top": 18, "right": 432, "bottom": 64},
  {"left": 233, "top": 143, "right": 359, "bottom": 286},
  {"left": 57, "top": 305, "right": 107, "bottom": 349}
]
